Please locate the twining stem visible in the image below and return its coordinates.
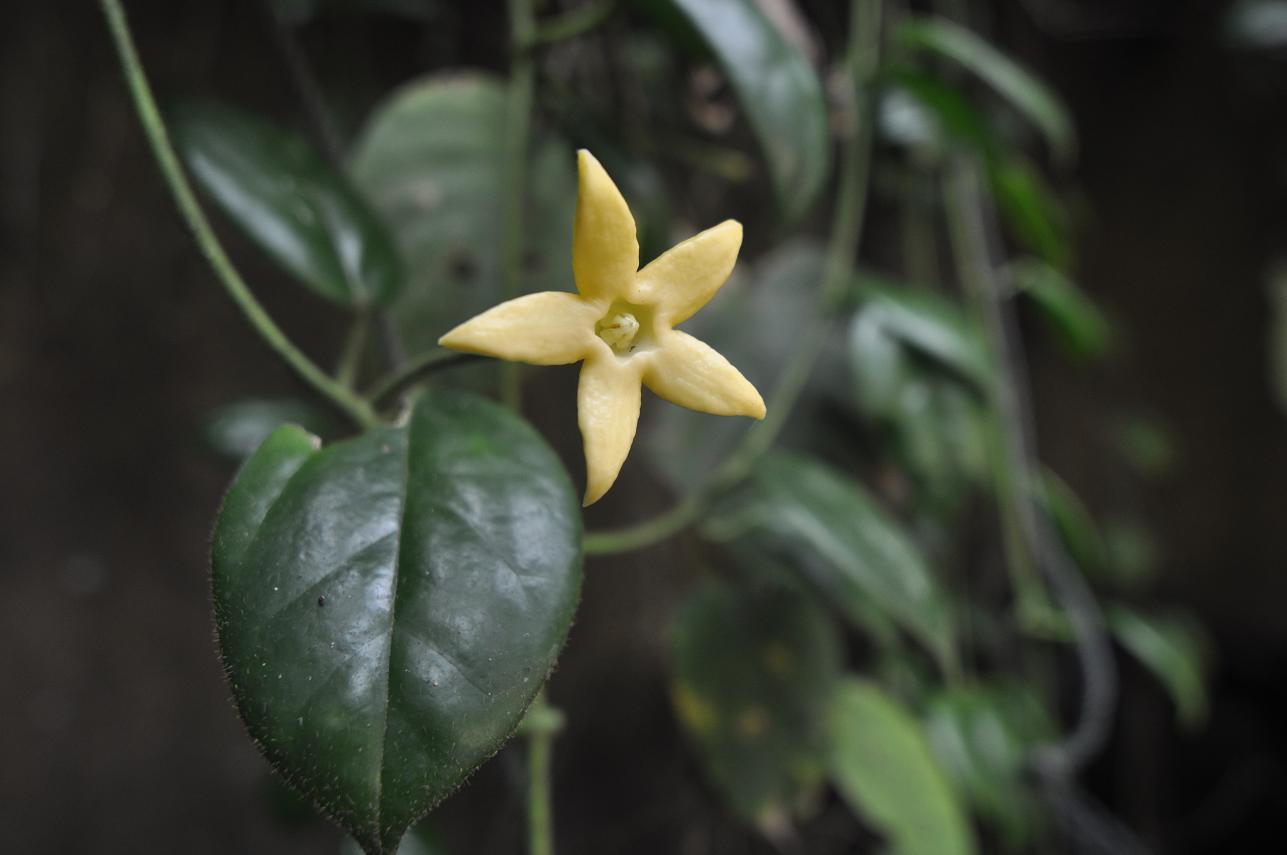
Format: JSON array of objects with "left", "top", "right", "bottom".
[
  {"left": 500, "top": 0, "right": 537, "bottom": 412},
  {"left": 502, "top": 2, "right": 559, "bottom": 852},
  {"left": 584, "top": 0, "right": 885, "bottom": 556},
  {"left": 99, "top": 0, "right": 379, "bottom": 430},
  {"left": 943, "top": 157, "right": 1115, "bottom": 778},
  {"left": 335, "top": 310, "right": 370, "bottom": 390},
  {"left": 366, "top": 350, "right": 484, "bottom": 406}
]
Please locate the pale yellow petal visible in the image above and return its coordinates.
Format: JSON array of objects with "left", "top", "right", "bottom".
[
  {"left": 631, "top": 220, "right": 742, "bottom": 325},
  {"left": 578, "top": 353, "right": 644, "bottom": 505},
  {"left": 438, "top": 291, "right": 599, "bottom": 365},
  {"left": 644, "top": 330, "right": 766, "bottom": 419},
  {"left": 573, "top": 150, "right": 639, "bottom": 301}
]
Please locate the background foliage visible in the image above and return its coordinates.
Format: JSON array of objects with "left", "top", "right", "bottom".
[{"left": 4, "top": 0, "right": 1287, "bottom": 853}]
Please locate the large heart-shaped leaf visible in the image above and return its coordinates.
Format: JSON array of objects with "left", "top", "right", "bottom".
[
  {"left": 349, "top": 74, "right": 576, "bottom": 362},
  {"left": 172, "top": 101, "right": 402, "bottom": 307},
  {"left": 212, "top": 390, "right": 582, "bottom": 853},
  {"left": 829, "top": 679, "right": 976, "bottom": 855},
  {"left": 669, "top": 581, "right": 843, "bottom": 829},
  {"left": 702, "top": 452, "right": 956, "bottom": 671},
  {"left": 657, "top": 0, "right": 830, "bottom": 222}
]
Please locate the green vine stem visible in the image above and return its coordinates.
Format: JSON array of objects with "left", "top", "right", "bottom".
[
  {"left": 500, "top": 0, "right": 537, "bottom": 412},
  {"left": 366, "top": 350, "right": 485, "bottom": 407},
  {"left": 99, "top": 0, "right": 380, "bottom": 431},
  {"left": 584, "top": 0, "right": 885, "bottom": 556}
]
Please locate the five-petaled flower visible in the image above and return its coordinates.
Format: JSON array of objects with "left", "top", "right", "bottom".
[{"left": 439, "top": 150, "right": 766, "bottom": 505}]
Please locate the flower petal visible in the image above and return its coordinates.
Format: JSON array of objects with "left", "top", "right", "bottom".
[
  {"left": 632, "top": 220, "right": 742, "bottom": 325},
  {"left": 644, "top": 330, "right": 766, "bottom": 419},
  {"left": 578, "top": 353, "right": 644, "bottom": 505},
  {"left": 573, "top": 150, "right": 639, "bottom": 302},
  {"left": 438, "top": 291, "right": 599, "bottom": 365}
]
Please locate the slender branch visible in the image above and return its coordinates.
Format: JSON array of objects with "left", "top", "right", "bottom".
[
  {"left": 335, "top": 310, "right": 370, "bottom": 390},
  {"left": 500, "top": 0, "right": 537, "bottom": 412},
  {"left": 266, "top": 2, "right": 407, "bottom": 371},
  {"left": 367, "top": 350, "right": 485, "bottom": 406},
  {"left": 520, "top": 691, "right": 563, "bottom": 855},
  {"left": 584, "top": 0, "right": 885, "bottom": 556},
  {"left": 529, "top": 0, "right": 616, "bottom": 47},
  {"left": 99, "top": 0, "right": 379, "bottom": 430},
  {"left": 943, "top": 157, "right": 1116, "bottom": 778}
]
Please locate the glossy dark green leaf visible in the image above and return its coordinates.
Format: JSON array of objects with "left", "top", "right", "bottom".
[
  {"left": 350, "top": 74, "right": 575, "bottom": 366},
  {"left": 1107, "top": 604, "right": 1210, "bottom": 730},
  {"left": 661, "top": 0, "right": 830, "bottom": 222},
  {"left": 211, "top": 390, "right": 582, "bottom": 854},
  {"left": 702, "top": 452, "right": 956, "bottom": 670},
  {"left": 341, "top": 818, "right": 450, "bottom": 855},
  {"left": 829, "top": 679, "right": 976, "bottom": 855},
  {"left": 988, "top": 159, "right": 1071, "bottom": 270},
  {"left": 172, "top": 101, "right": 402, "bottom": 307},
  {"left": 1010, "top": 259, "right": 1111, "bottom": 360},
  {"left": 924, "top": 683, "right": 1053, "bottom": 848},
  {"left": 202, "top": 398, "right": 334, "bottom": 461},
  {"left": 670, "top": 581, "right": 843, "bottom": 828},
  {"left": 896, "top": 16, "right": 1076, "bottom": 163}
]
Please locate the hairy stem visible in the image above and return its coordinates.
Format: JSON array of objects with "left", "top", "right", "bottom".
[
  {"left": 99, "top": 0, "right": 379, "bottom": 430},
  {"left": 585, "top": 0, "right": 884, "bottom": 556}
]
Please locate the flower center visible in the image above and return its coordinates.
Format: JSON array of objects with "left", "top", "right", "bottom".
[{"left": 596, "top": 311, "right": 641, "bottom": 355}]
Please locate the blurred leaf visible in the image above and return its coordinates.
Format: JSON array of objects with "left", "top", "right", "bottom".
[
  {"left": 829, "top": 679, "right": 977, "bottom": 855},
  {"left": 988, "top": 158, "right": 1071, "bottom": 270},
  {"left": 350, "top": 74, "right": 575, "bottom": 363},
  {"left": 172, "top": 101, "right": 402, "bottom": 307},
  {"left": 855, "top": 284, "right": 990, "bottom": 388},
  {"left": 891, "top": 376, "right": 988, "bottom": 508},
  {"left": 1110, "top": 414, "right": 1177, "bottom": 477},
  {"left": 202, "top": 398, "right": 333, "bottom": 461},
  {"left": 1011, "top": 259, "right": 1111, "bottom": 360},
  {"left": 924, "top": 683, "right": 1053, "bottom": 848},
  {"left": 670, "top": 581, "right": 843, "bottom": 829},
  {"left": 881, "top": 67, "right": 995, "bottom": 159},
  {"left": 702, "top": 452, "right": 956, "bottom": 670},
  {"left": 897, "top": 16, "right": 1075, "bottom": 163},
  {"left": 212, "top": 390, "right": 582, "bottom": 853},
  {"left": 1101, "top": 517, "right": 1160, "bottom": 591},
  {"left": 1107, "top": 604, "right": 1211, "bottom": 730},
  {"left": 1039, "top": 469, "right": 1109, "bottom": 577},
  {"left": 645, "top": 241, "right": 845, "bottom": 493},
  {"left": 660, "top": 0, "right": 830, "bottom": 221},
  {"left": 1226, "top": 1, "right": 1287, "bottom": 50}
]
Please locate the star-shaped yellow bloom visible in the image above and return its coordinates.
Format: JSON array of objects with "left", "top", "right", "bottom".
[{"left": 439, "top": 150, "right": 766, "bottom": 505}]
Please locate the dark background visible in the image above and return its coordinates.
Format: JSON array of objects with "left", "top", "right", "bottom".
[{"left": 2, "top": 1, "right": 1285, "bottom": 852}]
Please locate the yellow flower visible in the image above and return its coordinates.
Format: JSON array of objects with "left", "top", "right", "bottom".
[{"left": 439, "top": 150, "right": 766, "bottom": 505}]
